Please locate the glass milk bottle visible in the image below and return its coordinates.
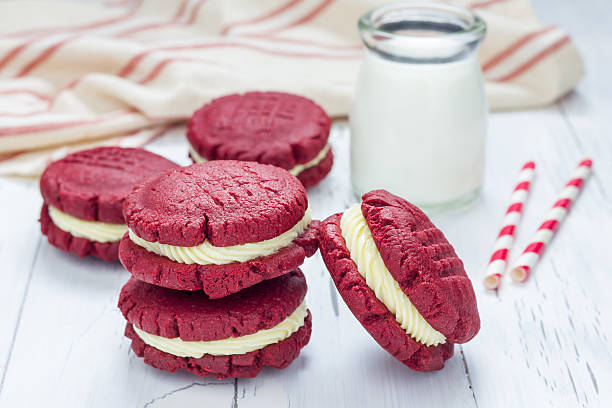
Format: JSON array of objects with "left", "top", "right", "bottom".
[{"left": 350, "top": 2, "right": 487, "bottom": 210}]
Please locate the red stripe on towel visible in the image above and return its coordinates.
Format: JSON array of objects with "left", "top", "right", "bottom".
[
  {"left": 0, "top": 110, "right": 135, "bottom": 137},
  {"left": 495, "top": 36, "right": 571, "bottom": 82},
  {"left": 113, "top": 0, "right": 191, "bottom": 37},
  {"left": 220, "top": 0, "right": 303, "bottom": 35},
  {"left": 15, "top": 37, "right": 75, "bottom": 77},
  {"left": 118, "top": 40, "right": 360, "bottom": 78},
  {"left": 469, "top": 0, "right": 510, "bottom": 9},
  {"left": 260, "top": 0, "right": 334, "bottom": 34},
  {"left": 0, "top": 89, "right": 51, "bottom": 101},
  {"left": 482, "top": 26, "right": 557, "bottom": 72},
  {"left": 5, "top": 0, "right": 142, "bottom": 38}
]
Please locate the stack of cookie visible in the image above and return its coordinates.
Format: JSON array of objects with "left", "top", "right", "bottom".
[
  {"left": 39, "top": 146, "right": 481, "bottom": 376},
  {"left": 117, "top": 160, "right": 319, "bottom": 378}
]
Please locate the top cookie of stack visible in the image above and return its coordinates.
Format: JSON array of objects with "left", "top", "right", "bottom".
[{"left": 119, "top": 160, "right": 319, "bottom": 299}]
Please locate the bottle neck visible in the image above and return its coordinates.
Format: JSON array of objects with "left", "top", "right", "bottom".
[
  {"left": 362, "top": 46, "right": 480, "bottom": 71},
  {"left": 361, "top": 34, "right": 481, "bottom": 64},
  {"left": 358, "top": 2, "right": 486, "bottom": 64}
]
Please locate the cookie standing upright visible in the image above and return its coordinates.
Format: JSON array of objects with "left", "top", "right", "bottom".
[
  {"left": 119, "top": 270, "right": 312, "bottom": 379},
  {"left": 120, "top": 160, "right": 319, "bottom": 298},
  {"left": 319, "top": 189, "right": 480, "bottom": 371},
  {"left": 39, "top": 147, "right": 177, "bottom": 261},
  {"left": 187, "top": 92, "right": 333, "bottom": 189}
]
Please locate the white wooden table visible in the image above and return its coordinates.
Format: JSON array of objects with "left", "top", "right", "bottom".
[{"left": 1, "top": 1, "right": 610, "bottom": 406}]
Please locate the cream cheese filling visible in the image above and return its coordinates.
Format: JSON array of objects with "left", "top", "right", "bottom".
[
  {"left": 133, "top": 301, "right": 308, "bottom": 357},
  {"left": 47, "top": 206, "right": 127, "bottom": 243},
  {"left": 189, "top": 144, "right": 331, "bottom": 177},
  {"left": 340, "top": 204, "right": 446, "bottom": 347},
  {"left": 128, "top": 207, "right": 311, "bottom": 265}
]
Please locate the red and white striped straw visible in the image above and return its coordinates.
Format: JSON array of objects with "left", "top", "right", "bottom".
[
  {"left": 483, "top": 161, "right": 536, "bottom": 290},
  {"left": 511, "top": 158, "right": 593, "bottom": 283}
]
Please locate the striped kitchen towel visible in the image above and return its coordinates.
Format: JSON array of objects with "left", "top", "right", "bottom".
[{"left": 0, "top": 0, "right": 583, "bottom": 176}]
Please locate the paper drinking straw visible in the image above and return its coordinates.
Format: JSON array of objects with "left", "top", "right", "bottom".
[
  {"left": 511, "top": 159, "right": 592, "bottom": 283},
  {"left": 483, "top": 161, "right": 535, "bottom": 290}
]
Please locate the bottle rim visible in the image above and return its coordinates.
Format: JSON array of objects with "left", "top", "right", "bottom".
[{"left": 359, "top": 1, "right": 486, "bottom": 45}]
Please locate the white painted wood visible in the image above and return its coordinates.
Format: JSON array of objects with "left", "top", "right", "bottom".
[
  {"left": 435, "top": 108, "right": 612, "bottom": 408},
  {"left": 0, "top": 227, "right": 236, "bottom": 407},
  {"left": 3, "top": 109, "right": 609, "bottom": 407},
  {"left": 0, "top": 178, "right": 43, "bottom": 386},
  {"left": 1, "top": 1, "right": 611, "bottom": 406}
]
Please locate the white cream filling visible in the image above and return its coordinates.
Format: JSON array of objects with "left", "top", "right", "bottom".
[
  {"left": 133, "top": 301, "right": 308, "bottom": 357},
  {"left": 128, "top": 207, "right": 311, "bottom": 265},
  {"left": 189, "top": 144, "right": 331, "bottom": 177},
  {"left": 47, "top": 206, "right": 127, "bottom": 243},
  {"left": 340, "top": 204, "right": 446, "bottom": 347}
]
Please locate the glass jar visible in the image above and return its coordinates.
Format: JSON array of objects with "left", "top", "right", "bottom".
[{"left": 350, "top": 2, "right": 487, "bottom": 210}]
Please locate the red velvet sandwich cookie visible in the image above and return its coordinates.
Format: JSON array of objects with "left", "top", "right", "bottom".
[
  {"left": 120, "top": 160, "right": 319, "bottom": 298},
  {"left": 187, "top": 92, "right": 333, "bottom": 189},
  {"left": 39, "top": 147, "right": 177, "bottom": 261},
  {"left": 118, "top": 269, "right": 312, "bottom": 379},
  {"left": 319, "top": 190, "right": 480, "bottom": 371}
]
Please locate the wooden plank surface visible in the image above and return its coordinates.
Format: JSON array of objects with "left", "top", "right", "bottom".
[
  {"left": 0, "top": 178, "right": 42, "bottom": 386},
  {"left": 1, "top": 0, "right": 611, "bottom": 406}
]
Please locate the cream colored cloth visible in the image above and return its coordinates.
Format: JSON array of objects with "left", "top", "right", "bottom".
[{"left": 0, "top": 0, "right": 583, "bottom": 176}]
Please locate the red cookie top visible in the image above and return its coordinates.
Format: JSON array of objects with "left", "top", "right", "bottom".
[
  {"left": 360, "top": 190, "right": 480, "bottom": 343},
  {"left": 118, "top": 269, "right": 307, "bottom": 342},
  {"left": 40, "top": 147, "right": 178, "bottom": 223},
  {"left": 123, "top": 160, "right": 309, "bottom": 247},
  {"left": 187, "top": 92, "right": 331, "bottom": 170}
]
